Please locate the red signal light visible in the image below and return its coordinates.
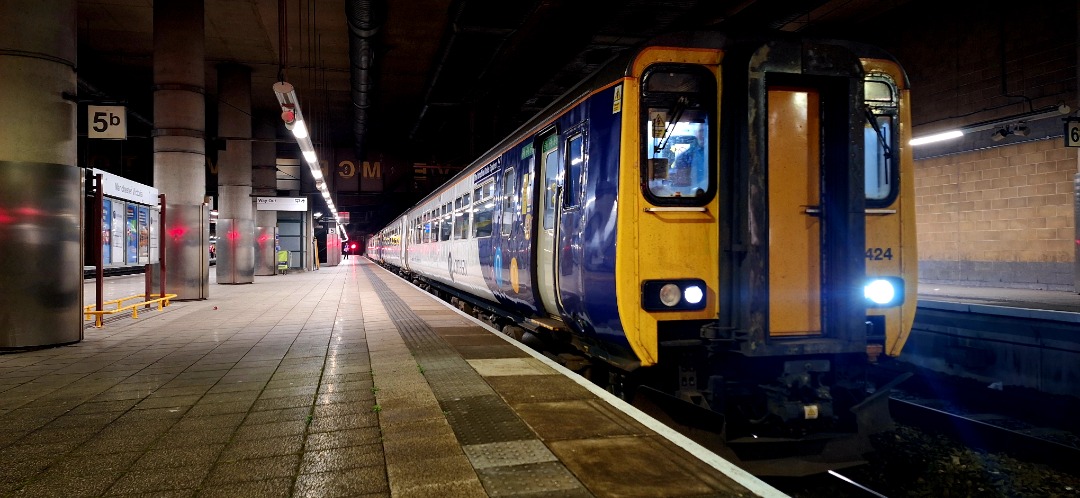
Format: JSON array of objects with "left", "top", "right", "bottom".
[{"left": 167, "top": 227, "right": 187, "bottom": 240}]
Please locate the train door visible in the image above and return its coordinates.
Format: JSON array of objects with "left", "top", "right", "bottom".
[
  {"left": 767, "top": 87, "right": 822, "bottom": 336},
  {"left": 534, "top": 131, "right": 561, "bottom": 316},
  {"left": 556, "top": 131, "right": 587, "bottom": 315},
  {"left": 763, "top": 77, "right": 865, "bottom": 341}
]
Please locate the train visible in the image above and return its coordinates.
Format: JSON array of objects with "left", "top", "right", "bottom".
[{"left": 368, "top": 31, "right": 917, "bottom": 472}]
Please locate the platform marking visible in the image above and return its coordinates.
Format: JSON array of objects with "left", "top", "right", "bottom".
[{"left": 466, "top": 358, "right": 555, "bottom": 377}]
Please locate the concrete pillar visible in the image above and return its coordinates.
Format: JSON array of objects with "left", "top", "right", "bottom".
[
  {"left": 253, "top": 116, "right": 279, "bottom": 276},
  {"left": 216, "top": 64, "right": 254, "bottom": 284},
  {"left": 0, "top": 1, "right": 82, "bottom": 348},
  {"left": 154, "top": 0, "right": 208, "bottom": 299}
]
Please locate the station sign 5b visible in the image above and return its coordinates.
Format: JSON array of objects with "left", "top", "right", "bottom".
[{"left": 88, "top": 105, "right": 127, "bottom": 140}]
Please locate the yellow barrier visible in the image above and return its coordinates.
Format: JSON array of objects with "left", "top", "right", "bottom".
[{"left": 83, "top": 293, "right": 177, "bottom": 328}]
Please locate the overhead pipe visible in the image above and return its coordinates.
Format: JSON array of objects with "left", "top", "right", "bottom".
[{"left": 345, "top": 0, "right": 383, "bottom": 160}]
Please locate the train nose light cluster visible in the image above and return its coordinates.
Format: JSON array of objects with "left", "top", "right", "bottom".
[
  {"left": 864, "top": 277, "right": 905, "bottom": 307},
  {"left": 642, "top": 279, "right": 707, "bottom": 311}
]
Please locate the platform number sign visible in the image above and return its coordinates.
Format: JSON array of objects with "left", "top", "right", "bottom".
[
  {"left": 88, "top": 105, "right": 127, "bottom": 139},
  {"left": 1066, "top": 118, "right": 1080, "bottom": 148}
]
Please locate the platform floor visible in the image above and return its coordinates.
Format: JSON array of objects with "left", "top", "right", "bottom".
[
  {"left": 918, "top": 283, "right": 1080, "bottom": 314},
  {"left": 4, "top": 259, "right": 777, "bottom": 497}
]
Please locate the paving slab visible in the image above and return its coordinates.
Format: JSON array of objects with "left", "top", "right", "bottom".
[{"left": 0, "top": 260, "right": 779, "bottom": 497}]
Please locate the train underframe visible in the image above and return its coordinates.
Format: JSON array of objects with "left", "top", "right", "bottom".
[{"left": 391, "top": 267, "right": 901, "bottom": 475}]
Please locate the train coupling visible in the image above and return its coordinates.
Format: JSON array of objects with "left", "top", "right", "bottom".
[{"left": 763, "top": 359, "right": 834, "bottom": 423}]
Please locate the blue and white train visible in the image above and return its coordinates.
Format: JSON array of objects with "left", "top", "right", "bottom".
[{"left": 369, "top": 32, "right": 918, "bottom": 463}]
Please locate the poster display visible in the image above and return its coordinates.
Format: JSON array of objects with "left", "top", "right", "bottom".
[
  {"left": 93, "top": 170, "right": 160, "bottom": 268},
  {"left": 138, "top": 205, "right": 150, "bottom": 264},
  {"left": 102, "top": 198, "right": 112, "bottom": 264},
  {"left": 126, "top": 204, "right": 138, "bottom": 264},
  {"left": 111, "top": 200, "right": 124, "bottom": 263},
  {"left": 149, "top": 209, "right": 159, "bottom": 264}
]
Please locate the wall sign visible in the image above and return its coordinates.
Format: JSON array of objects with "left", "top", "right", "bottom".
[
  {"left": 1065, "top": 118, "right": 1080, "bottom": 148},
  {"left": 256, "top": 197, "right": 308, "bottom": 211},
  {"left": 92, "top": 168, "right": 158, "bottom": 205},
  {"left": 88, "top": 105, "right": 127, "bottom": 139}
]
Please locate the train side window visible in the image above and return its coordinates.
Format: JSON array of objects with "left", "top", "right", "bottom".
[
  {"left": 864, "top": 75, "right": 899, "bottom": 206},
  {"left": 565, "top": 134, "right": 584, "bottom": 208},
  {"left": 441, "top": 203, "right": 452, "bottom": 241},
  {"left": 542, "top": 151, "right": 558, "bottom": 229},
  {"left": 455, "top": 193, "right": 470, "bottom": 239},
  {"left": 501, "top": 167, "right": 517, "bottom": 236},
  {"left": 422, "top": 213, "right": 430, "bottom": 244},
  {"left": 472, "top": 181, "right": 495, "bottom": 238}
]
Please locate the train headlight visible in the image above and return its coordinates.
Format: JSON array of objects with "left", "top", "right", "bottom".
[
  {"left": 684, "top": 285, "right": 704, "bottom": 305},
  {"left": 642, "top": 279, "right": 707, "bottom": 311},
  {"left": 864, "top": 277, "right": 904, "bottom": 307},
  {"left": 659, "top": 284, "right": 682, "bottom": 307}
]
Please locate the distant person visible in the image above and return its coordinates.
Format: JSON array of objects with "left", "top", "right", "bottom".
[{"left": 342, "top": 244, "right": 350, "bottom": 260}]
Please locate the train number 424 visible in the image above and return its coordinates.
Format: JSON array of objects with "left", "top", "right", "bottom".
[{"left": 865, "top": 247, "right": 894, "bottom": 260}]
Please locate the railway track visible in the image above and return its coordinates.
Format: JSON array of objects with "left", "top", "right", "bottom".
[{"left": 889, "top": 397, "right": 1080, "bottom": 476}]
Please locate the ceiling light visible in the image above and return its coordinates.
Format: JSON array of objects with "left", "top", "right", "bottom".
[
  {"left": 910, "top": 130, "right": 963, "bottom": 146},
  {"left": 291, "top": 119, "right": 309, "bottom": 139}
]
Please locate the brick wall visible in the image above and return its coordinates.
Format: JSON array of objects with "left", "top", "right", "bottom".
[
  {"left": 915, "top": 139, "right": 1078, "bottom": 290},
  {"left": 880, "top": 2, "right": 1077, "bottom": 131}
]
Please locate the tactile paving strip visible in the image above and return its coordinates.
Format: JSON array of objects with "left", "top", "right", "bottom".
[
  {"left": 440, "top": 395, "right": 536, "bottom": 445},
  {"left": 462, "top": 440, "right": 558, "bottom": 470},
  {"left": 360, "top": 266, "right": 592, "bottom": 495},
  {"left": 476, "top": 461, "right": 592, "bottom": 497}
]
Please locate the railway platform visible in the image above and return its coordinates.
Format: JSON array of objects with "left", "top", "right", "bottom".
[
  {"left": 1, "top": 259, "right": 780, "bottom": 497},
  {"left": 918, "top": 283, "right": 1080, "bottom": 314},
  {"left": 909, "top": 283, "right": 1080, "bottom": 399}
]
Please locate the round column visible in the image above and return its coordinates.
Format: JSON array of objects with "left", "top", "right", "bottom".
[
  {"left": 216, "top": 64, "right": 254, "bottom": 284},
  {"left": 0, "top": 2, "right": 82, "bottom": 348},
  {"left": 154, "top": 0, "right": 208, "bottom": 299}
]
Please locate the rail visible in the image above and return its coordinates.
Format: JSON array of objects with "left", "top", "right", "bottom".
[{"left": 83, "top": 293, "right": 177, "bottom": 328}]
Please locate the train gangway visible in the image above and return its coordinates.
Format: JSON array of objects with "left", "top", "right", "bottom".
[{"left": 1, "top": 258, "right": 783, "bottom": 497}]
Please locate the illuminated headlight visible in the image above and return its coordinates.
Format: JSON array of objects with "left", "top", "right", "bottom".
[
  {"left": 684, "top": 285, "right": 704, "bottom": 305},
  {"left": 642, "top": 279, "right": 707, "bottom": 311},
  {"left": 864, "top": 277, "right": 904, "bottom": 307}
]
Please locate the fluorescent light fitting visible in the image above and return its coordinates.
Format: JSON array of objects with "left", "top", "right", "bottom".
[
  {"left": 302, "top": 150, "right": 317, "bottom": 162},
  {"left": 910, "top": 130, "right": 963, "bottom": 146},
  {"left": 291, "top": 119, "right": 309, "bottom": 139}
]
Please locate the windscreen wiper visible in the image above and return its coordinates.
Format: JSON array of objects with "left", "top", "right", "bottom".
[{"left": 654, "top": 96, "right": 688, "bottom": 153}]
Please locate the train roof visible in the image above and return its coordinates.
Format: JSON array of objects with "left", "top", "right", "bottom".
[{"left": 383, "top": 30, "right": 908, "bottom": 228}]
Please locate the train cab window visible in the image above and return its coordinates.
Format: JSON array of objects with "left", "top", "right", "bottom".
[
  {"left": 641, "top": 66, "right": 716, "bottom": 205},
  {"left": 500, "top": 167, "right": 517, "bottom": 236},
  {"left": 472, "top": 181, "right": 495, "bottom": 238},
  {"left": 565, "top": 134, "right": 584, "bottom": 208},
  {"left": 864, "top": 75, "right": 899, "bottom": 206}
]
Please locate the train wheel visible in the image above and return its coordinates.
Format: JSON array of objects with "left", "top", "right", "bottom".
[{"left": 501, "top": 325, "right": 525, "bottom": 341}]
